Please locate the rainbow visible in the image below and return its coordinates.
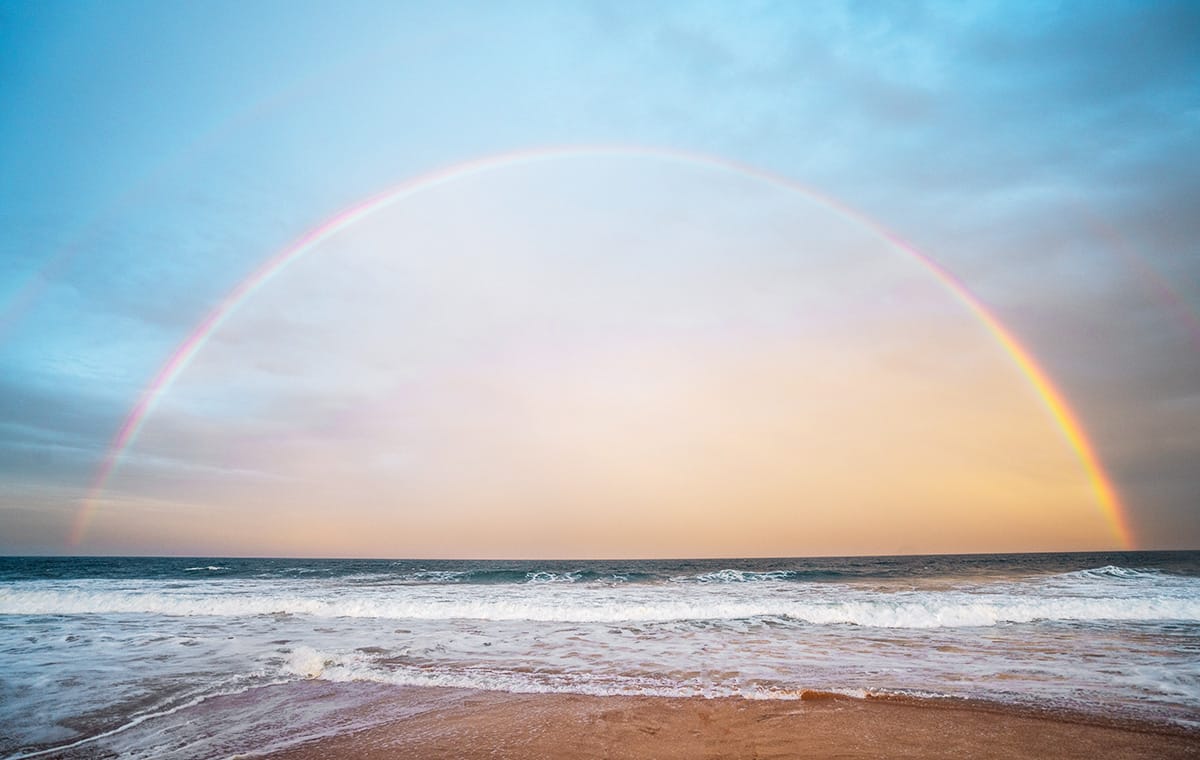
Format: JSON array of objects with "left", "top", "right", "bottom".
[
  {"left": 70, "top": 145, "right": 1135, "bottom": 548},
  {"left": 1072, "top": 204, "right": 1200, "bottom": 356}
]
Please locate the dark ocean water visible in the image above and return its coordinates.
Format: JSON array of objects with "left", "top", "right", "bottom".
[
  {"left": 2, "top": 551, "right": 1198, "bottom": 757},
  {"left": 7, "top": 550, "right": 1200, "bottom": 583}
]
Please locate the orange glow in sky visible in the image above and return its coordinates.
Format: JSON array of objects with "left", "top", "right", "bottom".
[{"left": 84, "top": 156, "right": 1123, "bottom": 558}]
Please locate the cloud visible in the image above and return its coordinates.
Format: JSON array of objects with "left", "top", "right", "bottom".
[{"left": 2, "top": 0, "right": 1197, "bottom": 553}]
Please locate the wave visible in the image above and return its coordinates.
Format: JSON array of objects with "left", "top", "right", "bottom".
[
  {"left": 1066, "top": 565, "right": 1164, "bottom": 581},
  {"left": 393, "top": 569, "right": 661, "bottom": 585},
  {"left": 394, "top": 568, "right": 844, "bottom": 586},
  {"left": 4, "top": 586, "right": 1199, "bottom": 627},
  {"left": 273, "top": 647, "right": 981, "bottom": 707},
  {"left": 674, "top": 569, "right": 796, "bottom": 583},
  {"left": 275, "top": 645, "right": 830, "bottom": 699},
  {"left": 384, "top": 566, "right": 842, "bottom": 585},
  {"left": 62, "top": 564, "right": 1171, "bottom": 587}
]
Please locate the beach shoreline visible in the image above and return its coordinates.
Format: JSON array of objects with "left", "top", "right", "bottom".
[
  {"left": 256, "top": 686, "right": 1200, "bottom": 760},
  {"left": 7, "top": 554, "right": 1198, "bottom": 757}
]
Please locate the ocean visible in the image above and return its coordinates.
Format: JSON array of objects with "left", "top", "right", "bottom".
[{"left": 1, "top": 551, "right": 1198, "bottom": 758}]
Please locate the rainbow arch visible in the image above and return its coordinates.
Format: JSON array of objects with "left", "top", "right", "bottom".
[{"left": 71, "top": 145, "right": 1135, "bottom": 549}]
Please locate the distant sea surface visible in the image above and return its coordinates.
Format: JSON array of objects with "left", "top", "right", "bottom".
[{"left": 2, "top": 551, "right": 1198, "bottom": 758}]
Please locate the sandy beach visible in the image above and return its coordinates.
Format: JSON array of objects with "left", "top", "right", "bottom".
[{"left": 261, "top": 688, "right": 1200, "bottom": 760}]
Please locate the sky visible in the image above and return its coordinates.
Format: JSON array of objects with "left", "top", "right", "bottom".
[{"left": 1, "top": 0, "right": 1197, "bottom": 558}]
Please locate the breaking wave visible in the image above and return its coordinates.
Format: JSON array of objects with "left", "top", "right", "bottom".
[
  {"left": 3, "top": 585, "right": 1198, "bottom": 628},
  {"left": 275, "top": 644, "right": 878, "bottom": 701},
  {"left": 672, "top": 569, "right": 797, "bottom": 583},
  {"left": 1066, "top": 565, "right": 1165, "bottom": 581}
]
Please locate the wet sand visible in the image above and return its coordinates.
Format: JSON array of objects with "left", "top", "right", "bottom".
[{"left": 261, "top": 688, "right": 1199, "bottom": 760}]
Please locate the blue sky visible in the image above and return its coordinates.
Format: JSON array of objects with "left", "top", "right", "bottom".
[{"left": 1, "top": 0, "right": 1198, "bottom": 555}]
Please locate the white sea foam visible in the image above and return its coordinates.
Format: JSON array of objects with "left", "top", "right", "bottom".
[
  {"left": 1066, "top": 565, "right": 1164, "bottom": 581},
  {"left": 282, "top": 646, "right": 331, "bottom": 679},
  {"left": 3, "top": 584, "right": 1199, "bottom": 627},
  {"left": 267, "top": 647, "right": 936, "bottom": 704},
  {"left": 270, "top": 646, "right": 736, "bottom": 698},
  {"left": 676, "top": 569, "right": 795, "bottom": 583},
  {"left": 403, "top": 570, "right": 470, "bottom": 583},
  {"left": 524, "top": 571, "right": 580, "bottom": 584},
  {"left": 1, "top": 675, "right": 282, "bottom": 760},
  {"left": 183, "top": 566, "right": 229, "bottom": 572}
]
